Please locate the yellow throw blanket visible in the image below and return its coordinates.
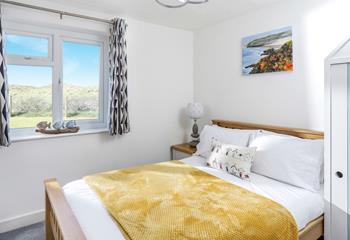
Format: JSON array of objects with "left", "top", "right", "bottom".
[{"left": 84, "top": 161, "right": 298, "bottom": 240}]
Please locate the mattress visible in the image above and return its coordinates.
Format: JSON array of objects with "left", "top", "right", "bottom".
[{"left": 63, "top": 156, "right": 324, "bottom": 240}]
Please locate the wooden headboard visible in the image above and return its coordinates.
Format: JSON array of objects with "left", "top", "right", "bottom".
[{"left": 212, "top": 119, "right": 324, "bottom": 140}]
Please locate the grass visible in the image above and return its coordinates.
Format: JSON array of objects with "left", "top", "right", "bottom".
[{"left": 9, "top": 84, "right": 99, "bottom": 129}]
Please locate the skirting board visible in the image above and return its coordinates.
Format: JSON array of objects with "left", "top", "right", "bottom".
[{"left": 0, "top": 209, "right": 44, "bottom": 233}]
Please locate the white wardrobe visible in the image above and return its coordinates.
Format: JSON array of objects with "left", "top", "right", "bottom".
[{"left": 325, "top": 39, "right": 350, "bottom": 240}]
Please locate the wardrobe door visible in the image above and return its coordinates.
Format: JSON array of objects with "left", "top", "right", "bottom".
[{"left": 330, "top": 63, "right": 348, "bottom": 240}]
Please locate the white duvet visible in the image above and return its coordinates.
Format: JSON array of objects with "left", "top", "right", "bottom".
[{"left": 63, "top": 156, "right": 324, "bottom": 240}]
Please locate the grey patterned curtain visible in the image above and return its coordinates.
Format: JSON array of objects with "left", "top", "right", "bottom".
[
  {"left": 0, "top": 9, "right": 10, "bottom": 147},
  {"left": 109, "top": 18, "right": 130, "bottom": 136}
]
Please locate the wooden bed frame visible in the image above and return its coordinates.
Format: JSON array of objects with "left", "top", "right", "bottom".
[{"left": 45, "top": 119, "right": 324, "bottom": 240}]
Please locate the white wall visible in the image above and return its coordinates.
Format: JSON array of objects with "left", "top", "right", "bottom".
[
  {"left": 194, "top": 0, "right": 350, "bottom": 131},
  {"left": 0, "top": 2, "right": 193, "bottom": 232},
  {"left": 3, "top": 0, "right": 350, "bottom": 233}
]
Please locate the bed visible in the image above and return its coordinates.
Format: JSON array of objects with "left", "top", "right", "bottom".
[{"left": 44, "top": 119, "right": 324, "bottom": 240}]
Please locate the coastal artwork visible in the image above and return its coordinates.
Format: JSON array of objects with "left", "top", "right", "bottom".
[{"left": 242, "top": 26, "right": 293, "bottom": 75}]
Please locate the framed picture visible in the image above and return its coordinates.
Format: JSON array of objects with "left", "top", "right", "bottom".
[{"left": 242, "top": 26, "right": 293, "bottom": 75}]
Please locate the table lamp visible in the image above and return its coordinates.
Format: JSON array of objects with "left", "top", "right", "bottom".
[{"left": 186, "top": 102, "right": 204, "bottom": 147}]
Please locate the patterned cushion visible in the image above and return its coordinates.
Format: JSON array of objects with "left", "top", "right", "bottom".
[{"left": 206, "top": 141, "right": 257, "bottom": 180}]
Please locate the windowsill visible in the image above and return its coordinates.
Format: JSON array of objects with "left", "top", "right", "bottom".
[{"left": 11, "top": 128, "right": 109, "bottom": 143}]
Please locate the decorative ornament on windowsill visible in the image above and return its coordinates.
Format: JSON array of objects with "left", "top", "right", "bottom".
[
  {"left": 186, "top": 102, "right": 204, "bottom": 147},
  {"left": 35, "top": 120, "right": 80, "bottom": 134}
]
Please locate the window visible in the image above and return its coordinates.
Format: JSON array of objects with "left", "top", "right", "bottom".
[
  {"left": 4, "top": 24, "right": 108, "bottom": 139},
  {"left": 7, "top": 65, "right": 52, "bottom": 129},
  {"left": 62, "top": 41, "right": 101, "bottom": 121},
  {"left": 5, "top": 33, "right": 50, "bottom": 58}
]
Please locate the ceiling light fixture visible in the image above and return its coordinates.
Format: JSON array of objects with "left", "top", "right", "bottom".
[{"left": 155, "top": 0, "right": 208, "bottom": 8}]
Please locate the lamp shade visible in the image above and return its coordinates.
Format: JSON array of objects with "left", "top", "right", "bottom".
[{"left": 186, "top": 102, "right": 204, "bottom": 120}]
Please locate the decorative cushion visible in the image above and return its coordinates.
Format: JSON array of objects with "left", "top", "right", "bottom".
[{"left": 206, "top": 142, "right": 257, "bottom": 180}]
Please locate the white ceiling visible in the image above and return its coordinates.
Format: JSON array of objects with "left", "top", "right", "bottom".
[{"left": 42, "top": 0, "right": 286, "bottom": 30}]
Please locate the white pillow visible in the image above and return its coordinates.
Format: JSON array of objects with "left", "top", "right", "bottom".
[
  {"left": 206, "top": 142, "right": 257, "bottom": 181},
  {"left": 194, "top": 125, "right": 257, "bottom": 158},
  {"left": 249, "top": 130, "right": 324, "bottom": 184},
  {"left": 248, "top": 130, "right": 299, "bottom": 144},
  {"left": 249, "top": 132, "right": 324, "bottom": 192}
]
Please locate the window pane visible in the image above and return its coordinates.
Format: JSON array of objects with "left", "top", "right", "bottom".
[
  {"left": 8, "top": 65, "right": 52, "bottom": 129},
  {"left": 5, "top": 34, "right": 49, "bottom": 58},
  {"left": 63, "top": 41, "right": 100, "bottom": 121}
]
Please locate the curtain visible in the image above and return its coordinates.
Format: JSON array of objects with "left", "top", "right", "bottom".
[
  {"left": 0, "top": 9, "right": 10, "bottom": 147},
  {"left": 109, "top": 18, "right": 130, "bottom": 136}
]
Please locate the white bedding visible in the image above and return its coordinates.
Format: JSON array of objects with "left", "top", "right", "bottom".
[{"left": 63, "top": 156, "right": 324, "bottom": 240}]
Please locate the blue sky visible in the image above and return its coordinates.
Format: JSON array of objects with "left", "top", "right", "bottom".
[
  {"left": 5, "top": 34, "right": 100, "bottom": 87},
  {"left": 63, "top": 41, "right": 100, "bottom": 87},
  {"left": 7, "top": 65, "right": 52, "bottom": 87}
]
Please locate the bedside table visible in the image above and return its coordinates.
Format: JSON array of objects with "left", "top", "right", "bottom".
[{"left": 171, "top": 143, "right": 196, "bottom": 160}]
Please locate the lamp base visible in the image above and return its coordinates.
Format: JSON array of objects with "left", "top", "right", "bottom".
[
  {"left": 189, "top": 120, "right": 200, "bottom": 147},
  {"left": 188, "top": 140, "right": 199, "bottom": 147}
]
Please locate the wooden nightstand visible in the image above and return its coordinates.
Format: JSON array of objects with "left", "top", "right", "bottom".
[{"left": 171, "top": 143, "right": 196, "bottom": 160}]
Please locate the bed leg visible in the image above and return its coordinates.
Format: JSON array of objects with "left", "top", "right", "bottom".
[{"left": 45, "top": 191, "right": 54, "bottom": 240}]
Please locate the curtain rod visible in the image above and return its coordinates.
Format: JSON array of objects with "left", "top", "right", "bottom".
[{"left": 0, "top": 0, "right": 114, "bottom": 24}]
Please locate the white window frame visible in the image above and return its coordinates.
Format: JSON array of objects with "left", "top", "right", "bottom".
[
  {"left": 4, "top": 21, "right": 109, "bottom": 140},
  {"left": 5, "top": 30, "right": 53, "bottom": 64}
]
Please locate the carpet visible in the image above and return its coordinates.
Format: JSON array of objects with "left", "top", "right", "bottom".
[{"left": 0, "top": 222, "right": 44, "bottom": 240}]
